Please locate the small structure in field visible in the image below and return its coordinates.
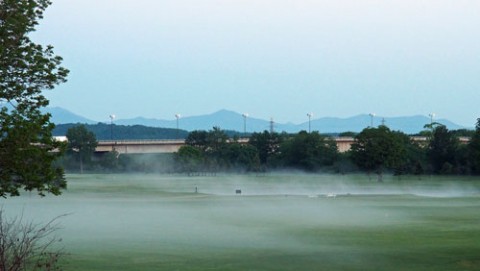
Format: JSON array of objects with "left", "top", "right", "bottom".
[{"left": 326, "top": 193, "right": 337, "bottom": 199}]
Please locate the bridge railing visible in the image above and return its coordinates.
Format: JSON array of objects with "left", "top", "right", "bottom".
[
  {"left": 97, "top": 138, "right": 251, "bottom": 145},
  {"left": 95, "top": 136, "right": 471, "bottom": 154},
  {"left": 98, "top": 139, "right": 186, "bottom": 145}
]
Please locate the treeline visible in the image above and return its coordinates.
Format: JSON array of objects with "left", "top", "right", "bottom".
[
  {"left": 175, "top": 128, "right": 338, "bottom": 174},
  {"left": 59, "top": 119, "right": 480, "bottom": 179},
  {"left": 56, "top": 125, "right": 175, "bottom": 173},
  {"left": 174, "top": 120, "right": 480, "bottom": 179}
]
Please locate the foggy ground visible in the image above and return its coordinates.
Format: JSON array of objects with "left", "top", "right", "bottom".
[{"left": 2, "top": 173, "right": 480, "bottom": 270}]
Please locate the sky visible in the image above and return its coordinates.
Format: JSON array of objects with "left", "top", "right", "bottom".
[{"left": 32, "top": 0, "right": 480, "bottom": 126}]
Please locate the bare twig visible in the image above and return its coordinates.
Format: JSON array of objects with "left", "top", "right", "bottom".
[{"left": 0, "top": 210, "right": 67, "bottom": 271}]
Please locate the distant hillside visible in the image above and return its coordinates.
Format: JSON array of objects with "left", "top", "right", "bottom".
[
  {"left": 46, "top": 107, "right": 468, "bottom": 134},
  {"left": 53, "top": 123, "right": 243, "bottom": 140},
  {"left": 115, "top": 110, "right": 465, "bottom": 134},
  {"left": 43, "top": 107, "right": 96, "bottom": 124},
  {"left": 53, "top": 123, "right": 189, "bottom": 140}
]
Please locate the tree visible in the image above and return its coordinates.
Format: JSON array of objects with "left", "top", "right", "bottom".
[
  {"left": 99, "top": 149, "right": 120, "bottom": 172},
  {"left": 205, "top": 126, "right": 228, "bottom": 155},
  {"left": 175, "top": 145, "right": 204, "bottom": 174},
  {"left": 279, "top": 131, "right": 338, "bottom": 171},
  {"left": 219, "top": 143, "right": 260, "bottom": 172},
  {"left": 0, "top": 0, "right": 69, "bottom": 197},
  {"left": 66, "top": 125, "right": 97, "bottom": 173},
  {"left": 248, "top": 131, "right": 283, "bottom": 166},
  {"left": 350, "top": 126, "right": 408, "bottom": 181},
  {"left": 185, "top": 130, "right": 209, "bottom": 151},
  {"left": 468, "top": 119, "right": 480, "bottom": 174},
  {"left": 0, "top": 210, "right": 65, "bottom": 271},
  {"left": 427, "top": 125, "right": 459, "bottom": 174}
]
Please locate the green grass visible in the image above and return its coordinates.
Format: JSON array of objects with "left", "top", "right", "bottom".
[{"left": 3, "top": 173, "right": 480, "bottom": 270}]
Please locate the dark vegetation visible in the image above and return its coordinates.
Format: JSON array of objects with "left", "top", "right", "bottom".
[
  {"left": 0, "top": 0, "right": 69, "bottom": 197},
  {"left": 53, "top": 123, "right": 245, "bottom": 140},
  {"left": 0, "top": 210, "right": 65, "bottom": 271},
  {"left": 54, "top": 123, "right": 189, "bottom": 140},
  {"left": 60, "top": 119, "right": 480, "bottom": 179},
  {"left": 1, "top": 0, "right": 68, "bottom": 270}
]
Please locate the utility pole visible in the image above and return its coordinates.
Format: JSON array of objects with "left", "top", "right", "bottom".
[{"left": 270, "top": 117, "right": 274, "bottom": 133}]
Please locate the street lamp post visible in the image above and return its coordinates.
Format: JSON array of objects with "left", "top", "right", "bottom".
[
  {"left": 307, "top": 113, "right": 313, "bottom": 133},
  {"left": 428, "top": 113, "right": 436, "bottom": 134},
  {"left": 429, "top": 113, "right": 435, "bottom": 126},
  {"left": 369, "top": 113, "right": 376, "bottom": 127},
  {"left": 109, "top": 114, "right": 115, "bottom": 140},
  {"left": 242, "top": 113, "right": 248, "bottom": 135},
  {"left": 175, "top": 114, "right": 181, "bottom": 139}
]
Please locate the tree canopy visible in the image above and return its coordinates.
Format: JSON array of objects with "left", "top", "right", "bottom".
[
  {"left": 0, "top": 0, "right": 69, "bottom": 196},
  {"left": 177, "top": 127, "right": 260, "bottom": 173},
  {"left": 427, "top": 125, "right": 460, "bottom": 174},
  {"left": 249, "top": 131, "right": 283, "bottom": 166},
  {"left": 468, "top": 119, "right": 480, "bottom": 174},
  {"left": 279, "top": 131, "right": 337, "bottom": 171},
  {"left": 66, "top": 125, "right": 97, "bottom": 173},
  {"left": 350, "top": 126, "right": 408, "bottom": 181}
]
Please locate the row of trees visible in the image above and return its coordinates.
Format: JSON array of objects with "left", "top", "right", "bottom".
[
  {"left": 174, "top": 120, "right": 480, "bottom": 179},
  {"left": 175, "top": 127, "right": 260, "bottom": 173},
  {"left": 61, "top": 125, "right": 177, "bottom": 173},
  {"left": 175, "top": 128, "right": 340, "bottom": 173},
  {"left": 60, "top": 119, "right": 480, "bottom": 178},
  {"left": 59, "top": 119, "right": 480, "bottom": 179}
]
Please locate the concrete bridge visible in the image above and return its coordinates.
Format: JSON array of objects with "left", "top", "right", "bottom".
[
  {"left": 96, "top": 137, "right": 358, "bottom": 154},
  {"left": 96, "top": 137, "right": 470, "bottom": 155},
  {"left": 96, "top": 139, "right": 186, "bottom": 154}
]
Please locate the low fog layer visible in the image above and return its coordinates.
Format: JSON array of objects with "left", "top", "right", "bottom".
[
  {"left": 64, "top": 173, "right": 480, "bottom": 198},
  {"left": 2, "top": 174, "right": 479, "bottom": 264}
]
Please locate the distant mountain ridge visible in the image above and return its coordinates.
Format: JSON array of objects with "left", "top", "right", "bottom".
[
  {"left": 43, "top": 107, "right": 96, "bottom": 124},
  {"left": 45, "top": 107, "right": 467, "bottom": 134}
]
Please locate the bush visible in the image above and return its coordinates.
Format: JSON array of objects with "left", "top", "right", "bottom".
[{"left": 0, "top": 210, "right": 66, "bottom": 271}]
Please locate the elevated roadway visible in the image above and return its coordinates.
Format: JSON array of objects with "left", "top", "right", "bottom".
[
  {"left": 96, "top": 137, "right": 470, "bottom": 155},
  {"left": 96, "top": 137, "right": 356, "bottom": 154}
]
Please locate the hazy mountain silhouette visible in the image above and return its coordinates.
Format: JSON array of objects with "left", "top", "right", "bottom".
[
  {"left": 43, "top": 107, "right": 96, "bottom": 124},
  {"left": 46, "top": 107, "right": 466, "bottom": 134}
]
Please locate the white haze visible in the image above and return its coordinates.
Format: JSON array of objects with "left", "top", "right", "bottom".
[{"left": 1, "top": 173, "right": 479, "bottom": 260}]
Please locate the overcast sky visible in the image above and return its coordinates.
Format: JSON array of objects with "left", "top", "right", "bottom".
[{"left": 33, "top": 0, "right": 480, "bottom": 126}]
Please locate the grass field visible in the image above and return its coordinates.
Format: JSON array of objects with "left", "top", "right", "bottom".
[{"left": 2, "top": 173, "right": 480, "bottom": 270}]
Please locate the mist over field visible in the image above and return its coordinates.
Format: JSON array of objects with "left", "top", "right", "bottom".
[{"left": 2, "top": 174, "right": 480, "bottom": 270}]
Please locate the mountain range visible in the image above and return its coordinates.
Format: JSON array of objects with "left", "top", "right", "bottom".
[{"left": 43, "top": 107, "right": 468, "bottom": 134}]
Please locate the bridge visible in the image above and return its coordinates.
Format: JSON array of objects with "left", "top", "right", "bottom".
[
  {"left": 96, "top": 139, "right": 186, "bottom": 154},
  {"left": 96, "top": 137, "right": 357, "bottom": 154},
  {"left": 96, "top": 136, "right": 471, "bottom": 155}
]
